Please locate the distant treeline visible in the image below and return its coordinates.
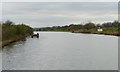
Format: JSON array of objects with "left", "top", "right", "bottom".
[
  {"left": 1, "top": 20, "right": 33, "bottom": 41},
  {"left": 34, "top": 21, "right": 120, "bottom": 36}
]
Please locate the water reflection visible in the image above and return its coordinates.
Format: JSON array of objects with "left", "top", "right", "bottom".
[{"left": 2, "top": 32, "right": 118, "bottom": 70}]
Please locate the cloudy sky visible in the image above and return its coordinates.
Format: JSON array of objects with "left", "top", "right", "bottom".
[{"left": 2, "top": 2, "right": 118, "bottom": 27}]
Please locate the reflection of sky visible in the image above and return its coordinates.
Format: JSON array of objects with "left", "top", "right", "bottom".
[{"left": 2, "top": 2, "right": 118, "bottom": 27}]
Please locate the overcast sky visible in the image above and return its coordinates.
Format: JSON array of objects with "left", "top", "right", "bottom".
[{"left": 2, "top": 2, "right": 118, "bottom": 27}]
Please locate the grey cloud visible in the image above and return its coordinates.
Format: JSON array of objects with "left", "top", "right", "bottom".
[{"left": 2, "top": 2, "right": 118, "bottom": 27}]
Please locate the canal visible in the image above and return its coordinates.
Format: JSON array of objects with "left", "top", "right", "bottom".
[{"left": 2, "top": 32, "right": 118, "bottom": 70}]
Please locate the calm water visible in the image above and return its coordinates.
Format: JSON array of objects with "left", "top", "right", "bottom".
[{"left": 2, "top": 32, "right": 118, "bottom": 70}]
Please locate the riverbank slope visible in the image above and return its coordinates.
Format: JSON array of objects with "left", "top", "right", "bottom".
[
  {"left": 1, "top": 20, "right": 33, "bottom": 47},
  {"left": 1, "top": 34, "right": 31, "bottom": 47}
]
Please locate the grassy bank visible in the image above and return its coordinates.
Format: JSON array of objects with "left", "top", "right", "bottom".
[
  {"left": 2, "top": 35, "right": 28, "bottom": 47},
  {"left": 72, "top": 27, "right": 120, "bottom": 36},
  {"left": 1, "top": 20, "right": 33, "bottom": 47}
]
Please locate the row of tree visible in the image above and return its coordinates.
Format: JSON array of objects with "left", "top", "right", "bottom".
[{"left": 34, "top": 21, "right": 120, "bottom": 32}]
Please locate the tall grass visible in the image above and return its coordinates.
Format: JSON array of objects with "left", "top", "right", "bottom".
[{"left": 2, "top": 20, "right": 33, "bottom": 41}]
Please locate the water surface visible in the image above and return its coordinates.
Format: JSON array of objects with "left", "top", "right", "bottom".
[{"left": 2, "top": 32, "right": 118, "bottom": 70}]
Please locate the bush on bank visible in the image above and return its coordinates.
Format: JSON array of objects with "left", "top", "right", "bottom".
[{"left": 2, "top": 20, "right": 33, "bottom": 41}]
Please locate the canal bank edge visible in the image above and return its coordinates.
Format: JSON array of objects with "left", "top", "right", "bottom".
[
  {"left": 72, "top": 31, "right": 120, "bottom": 36},
  {"left": 1, "top": 34, "right": 30, "bottom": 47}
]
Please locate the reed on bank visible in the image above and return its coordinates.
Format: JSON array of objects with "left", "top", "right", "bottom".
[{"left": 1, "top": 20, "right": 33, "bottom": 47}]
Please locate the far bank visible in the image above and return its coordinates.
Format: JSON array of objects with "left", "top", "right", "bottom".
[{"left": 34, "top": 21, "right": 120, "bottom": 36}]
